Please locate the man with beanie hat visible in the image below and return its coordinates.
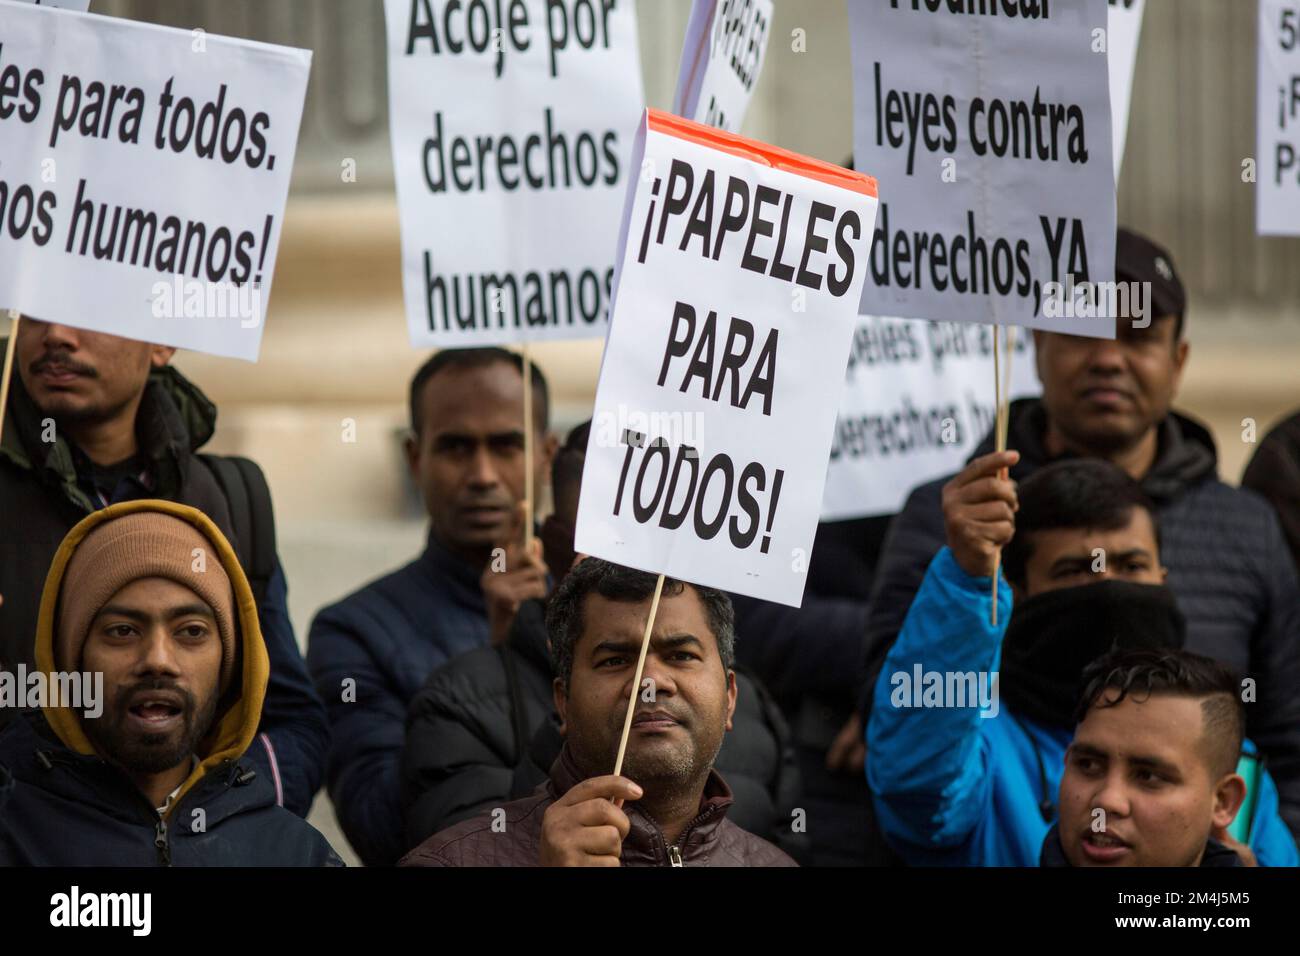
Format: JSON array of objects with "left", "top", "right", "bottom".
[
  {"left": 0, "top": 319, "right": 327, "bottom": 818},
  {"left": 863, "top": 226, "right": 1300, "bottom": 839},
  {"left": 867, "top": 459, "right": 1298, "bottom": 867},
  {"left": 0, "top": 500, "right": 341, "bottom": 866}
]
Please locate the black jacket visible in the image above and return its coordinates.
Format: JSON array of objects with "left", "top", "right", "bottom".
[
  {"left": 864, "top": 398, "right": 1300, "bottom": 837},
  {"left": 1243, "top": 409, "right": 1300, "bottom": 572},
  {"left": 401, "top": 599, "right": 808, "bottom": 862},
  {"left": 0, "top": 362, "right": 328, "bottom": 817},
  {"left": 0, "top": 499, "right": 339, "bottom": 866},
  {"left": 307, "top": 532, "right": 494, "bottom": 866},
  {"left": 729, "top": 516, "right": 888, "bottom": 710},
  {"left": 0, "top": 714, "right": 340, "bottom": 866}
]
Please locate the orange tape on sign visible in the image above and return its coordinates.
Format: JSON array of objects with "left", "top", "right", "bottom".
[{"left": 646, "top": 108, "right": 878, "bottom": 199}]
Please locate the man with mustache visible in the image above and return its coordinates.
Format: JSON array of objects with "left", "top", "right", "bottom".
[
  {"left": 0, "top": 320, "right": 327, "bottom": 817},
  {"left": 862, "top": 227, "right": 1300, "bottom": 838},
  {"left": 1043, "top": 648, "right": 1258, "bottom": 868},
  {"left": 0, "top": 500, "right": 340, "bottom": 865},
  {"left": 399, "top": 558, "right": 796, "bottom": 867},
  {"left": 308, "top": 348, "right": 558, "bottom": 865},
  {"left": 400, "top": 421, "right": 805, "bottom": 859},
  {"left": 867, "top": 456, "right": 1297, "bottom": 866}
]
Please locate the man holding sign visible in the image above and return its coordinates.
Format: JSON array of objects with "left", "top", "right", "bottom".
[
  {"left": 400, "top": 558, "right": 795, "bottom": 866},
  {"left": 308, "top": 348, "right": 556, "bottom": 866},
  {"left": 863, "top": 230, "right": 1300, "bottom": 840},
  {"left": 0, "top": 4, "right": 324, "bottom": 816},
  {"left": 0, "top": 320, "right": 328, "bottom": 819}
]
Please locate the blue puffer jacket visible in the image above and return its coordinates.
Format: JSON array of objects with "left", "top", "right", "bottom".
[
  {"left": 307, "top": 533, "right": 490, "bottom": 866},
  {"left": 867, "top": 547, "right": 1300, "bottom": 867},
  {"left": 862, "top": 401, "right": 1300, "bottom": 839}
]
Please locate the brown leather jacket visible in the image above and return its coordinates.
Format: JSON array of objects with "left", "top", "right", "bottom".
[{"left": 399, "top": 745, "right": 797, "bottom": 867}]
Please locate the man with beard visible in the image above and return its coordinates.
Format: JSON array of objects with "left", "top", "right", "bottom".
[
  {"left": 0, "top": 319, "right": 326, "bottom": 817},
  {"left": 1042, "top": 648, "right": 1256, "bottom": 868},
  {"left": 0, "top": 500, "right": 340, "bottom": 865},
  {"left": 399, "top": 559, "right": 797, "bottom": 867},
  {"left": 866, "top": 457, "right": 1298, "bottom": 866}
]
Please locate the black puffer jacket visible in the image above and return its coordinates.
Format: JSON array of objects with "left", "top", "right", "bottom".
[
  {"left": 400, "top": 600, "right": 808, "bottom": 862},
  {"left": 1243, "top": 409, "right": 1300, "bottom": 572},
  {"left": 863, "top": 398, "right": 1300, "bottom": 837}
]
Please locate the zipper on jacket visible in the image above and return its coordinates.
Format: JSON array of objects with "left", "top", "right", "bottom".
[
  {"left": 668, "top": 845, "right": 683, "bottom": 867},
  {"left": 154, "top": 816, "right": 172, "bottom": 867}
]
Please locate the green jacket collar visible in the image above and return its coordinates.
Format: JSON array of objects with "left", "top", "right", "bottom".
[{"left": 0, "top": 343, "right": 217, "bottom": 509}]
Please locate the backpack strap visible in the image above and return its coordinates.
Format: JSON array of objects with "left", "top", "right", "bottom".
[{"left": 199, "top": 454, "right": 277, "bottom": 607}]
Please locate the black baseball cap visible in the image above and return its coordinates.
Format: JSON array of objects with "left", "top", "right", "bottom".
[{"left": 1115, "top": 227, "right": 1186, "bottom": 325}]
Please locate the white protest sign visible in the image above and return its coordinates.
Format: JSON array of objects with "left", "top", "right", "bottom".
[
  {"left": 821, "top": 317, "right": 1040, "bottom": 521},
  {"left": 576, "top": 110, "right": 880, "bottom": 607},
  {"left": 383, "top": 0, "right": 644, "bottom": 348},
  {"left": 673, "top": 0, "right": 773, "bottom": 133},
  {"left": 848, "top": 0, "right": 1116, "bottom": 337},
  {"left": 1106, "top": 0, "right": 1144, "bottom": 179},
  {"left": 0, "top": 1, "right": 310, "bottom": 361},
  {"left": 1258, "top": 0, "right": 1300, "bottom": 235}
]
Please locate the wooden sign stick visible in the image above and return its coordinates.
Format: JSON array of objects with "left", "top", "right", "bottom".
[
  {"left": 988, "top": 324, "right": 1016, "bottom": 626},
  {"left": 0, "top": 312, "right": 20, "bottom": 444},
  {"left": 613, "top": 573, "right": 667, "bottom": 783},
  {"left": 522, "top": 343, "right": 534, "bottom": 554}
]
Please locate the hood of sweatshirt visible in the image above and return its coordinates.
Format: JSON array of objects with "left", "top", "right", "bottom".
[{"left": 32, "top": 498, "right": 268, "bottom": 816}]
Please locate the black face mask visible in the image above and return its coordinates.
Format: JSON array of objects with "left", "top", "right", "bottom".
[{"left": 999, "top": 579, "right": 1186, "bottom": 728}]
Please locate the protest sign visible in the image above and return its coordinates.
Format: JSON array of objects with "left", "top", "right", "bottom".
[
  {"left": 383, "top": 0, "right": 644, "bottom": 348},
  {"left": 1258, "top": 0, "right": 1300, "bottom": 235},
  {"left": 575, "top": 110, "right": 879, "bottom": 608},
  {"left": 673, "top": 0, "right": 773, "bottom": 133},
  {"left": 848, "top": 0, "right": 1117, "bottom": 336},
  {"left": 1106, "top": 0, "right": 1144, "bottom": 179},
  {"left": 0, "top": 1, "right": 310, "bottom": 361},
  {"left": 821, "top": 316, "right": 1040, "bottom": 521}
]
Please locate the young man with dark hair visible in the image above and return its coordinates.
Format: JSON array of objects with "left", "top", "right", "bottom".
[
  {"left": 0, "top": 319, "right": 327, "bottom": 818},
  {"left": 867, "top": 457, "right": 1297, "bottom": 866},
  {"left": 308, "top": 347, "right": 557, "bottom": 865},
  {"left": 399, "top": 558, "right": 796, "bottom": 867},
  {"left": 864, "top": 228, "right": 1300, "bottom": 838},
  {"left": 1044, "top": 649, "right": 1254, "bottom": 867},
  {"left": 0, "top": 500, "right": 340, "bottom": 865}
]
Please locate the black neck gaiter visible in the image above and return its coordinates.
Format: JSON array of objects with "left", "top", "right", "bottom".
[{"left": 1000, "top": 580, "right": 1186, "bottom": 728}]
